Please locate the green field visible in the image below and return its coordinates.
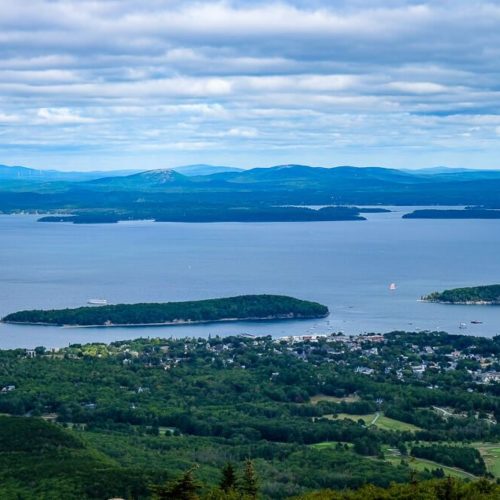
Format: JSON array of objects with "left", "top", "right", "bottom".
[
  {"left": 386, "top": 455, "right": 474, "bottom": 479},
  {"left": 311, "top": 442, "right": 352, "bottom": 450},
  {"left": 382, "top": 446, "right": 475, "bottom": 480},
  {"left": 328, "top": 413, "right": 421, "bottom": 432},
  {"left": 472, "top": 442, "right": 500, "bottom": 477},
  {"left": 311, "top": 443, "right": 474, "bottom": 479},
  {"left": 309, "top": 394, "right": 360, "bottom": 405}
]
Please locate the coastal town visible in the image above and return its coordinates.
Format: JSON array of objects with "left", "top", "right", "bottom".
[{"left": 11, "top": 329, "right": 499, "bottom": 394}]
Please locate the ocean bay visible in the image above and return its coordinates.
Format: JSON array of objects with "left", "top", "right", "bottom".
[{"left": 1, "top": 213, "right": 499, "bottom": 348}]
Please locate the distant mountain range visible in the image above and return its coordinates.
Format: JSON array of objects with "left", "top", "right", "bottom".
[
  {"left": 2, "top": 162, "right": 499, "bottom": 185},
  {"left": 2, "top": 163, "right": 500, "bottom": 211},
  {"left": 0, "top": 163, "right": 241, "bottom": 182},
  {"left": 0, "top": 164, "right": 141, "bottom": 182}
]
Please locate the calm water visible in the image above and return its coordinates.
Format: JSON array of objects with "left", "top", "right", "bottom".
[{"left": 1, "top": 213, "right": 499, "bottom": 348}]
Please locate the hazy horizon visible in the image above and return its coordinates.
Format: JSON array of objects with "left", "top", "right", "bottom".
[{"left": 3, "top": 161, "right": 500, "bottom": 174}]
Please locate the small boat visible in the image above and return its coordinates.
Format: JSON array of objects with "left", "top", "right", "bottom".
[
  {"left": 471, "top": 320, "right": 483, "bottom": 325},
  {"left": 87, "top": 299, "right": 108, "bottom": 306},
  {"left": 459, "top": 322, "right": 467, "bottom": 329},
  {"left": 389, "top": 283, "right": 397, "bottom": 291}
]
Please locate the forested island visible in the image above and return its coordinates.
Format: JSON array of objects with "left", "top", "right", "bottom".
[
  {"left": 37, "top": 206, "right": 367, "bottom": 224},
  {"left": 423, "top": 285, "right": 500, "bottom": 304},
  {"left": 2, "top": 295, "right": 329, "bottom": 327},
  {"left": 403, "top": 209, "right": 500, "bottom": 219}
]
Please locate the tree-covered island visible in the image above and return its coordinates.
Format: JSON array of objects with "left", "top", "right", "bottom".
[
  {"left": 423, "top": 285, "right": 500, "bottom": 304},
  {"left": 1, "top": 295, "right": 329, "bottom": 327}
]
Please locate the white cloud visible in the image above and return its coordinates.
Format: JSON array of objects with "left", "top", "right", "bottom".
[
  {"left": 225, "top": 127, "right": 258, "bottom": 138},
  {"left": 0, "top": 1, "right": 500, "bottom": 168},
  {"left": 0, "top": 112, "right": 20, "bottom": 123},
  {"left": 387, "top": 81, "right": 450, "bottom": 94},
  {"left": 36, "top": 108, "right": 96, "bottom": 125}
]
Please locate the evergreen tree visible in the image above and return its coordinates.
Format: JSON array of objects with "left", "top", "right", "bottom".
[
  {"left": 219, "top": 462, "right": 237, "bottom": 493},
  {"left": 152, "top": 466, "right": 200, "bottom": 500},
  {"left": 239, "top": 459, "right": 258, "bottom": 499}
]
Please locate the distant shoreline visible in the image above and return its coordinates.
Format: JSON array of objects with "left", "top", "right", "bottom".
[
  {"left": 3, "top": 313, "right": 329, "bottom": 329},
  {"left": 422, "top": 299, "right": 498, "bottom": 306}
]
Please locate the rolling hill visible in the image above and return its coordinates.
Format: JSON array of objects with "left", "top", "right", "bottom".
[
  {"left": 2, "top": 164, "right": 500, "bottom": 217},
  {"left": 171, "top": 164, "right": 243, "bottom": 176}
]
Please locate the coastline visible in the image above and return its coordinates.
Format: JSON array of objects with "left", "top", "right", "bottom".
[
  {"left": 2, "top": 312, "right": 329, "bottom": 329},
  {"left": 422, "top": 299, "right": 499, "bottom": 305}
]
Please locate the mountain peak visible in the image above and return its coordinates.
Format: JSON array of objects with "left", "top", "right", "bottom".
[
  {"left": 172, "top": 164, "right": 243, "bottom": 176},
  {"left": 133, "top": 169, "right": 183, "bottom": 183}
]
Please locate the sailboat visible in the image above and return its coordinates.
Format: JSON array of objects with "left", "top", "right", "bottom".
[{"left": 389, "top": 283, "right": 397, "bottom": 291}]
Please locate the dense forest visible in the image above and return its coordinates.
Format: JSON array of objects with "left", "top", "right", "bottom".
[
  {"left": 0, "top": 415, "right": 498, "bottom": 499},
  {"left": 423, "top": 285, "right": 500, "bottom": 304},
  {"left": 0, "top": 331, "right": 499, "bottom": 498},
  {"left": 294, "top": 478, "right": 500, "bottom": 499},
  {"left": 2, "top": 295, "right": 329, "bottom": 326}
]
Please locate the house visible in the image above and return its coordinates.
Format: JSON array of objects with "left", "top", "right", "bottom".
[
  {"left": 355, "top": 366, "right": 374, "bottom": 376},
  {"left": 479, "top": 372, "right": 500, "bottom": 384},
  {"left": 411, "top": 364, "right": 426, "bottom": 377}
]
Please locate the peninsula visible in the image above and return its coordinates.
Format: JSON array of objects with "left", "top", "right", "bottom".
[
  {"left": 1, "top": 294, "right": 329, "bottom": 327},
  {"left": 422, "top": 285, "right": 500, "bottom": 304}
]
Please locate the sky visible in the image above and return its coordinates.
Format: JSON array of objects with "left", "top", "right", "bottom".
[{"left": 1, "top": 1, "right": 500, "bottom": 171}]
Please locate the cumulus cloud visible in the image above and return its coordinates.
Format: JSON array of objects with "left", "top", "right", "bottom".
[{"left": 1, "top": 1, "right": 500, "bottom": 169}]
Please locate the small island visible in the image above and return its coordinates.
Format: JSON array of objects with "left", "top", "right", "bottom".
[
  {"left": 37, "top": 206, "right": 367, "bottom": 224},
  {"left": 422, "top": 285, "right": 500, "bottom": 305},
  {"left": 1, "top": 294, "right": 329, "bottom": 327},
  {"left": 403, "top": 209, "right": 500, "bottom": 219}
]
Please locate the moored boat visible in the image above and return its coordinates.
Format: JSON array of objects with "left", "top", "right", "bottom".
[{"left": 87, "top": 299, "right": 108, "bottom": 305}]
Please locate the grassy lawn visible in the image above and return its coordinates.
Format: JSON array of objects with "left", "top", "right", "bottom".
[
  {"left": 383, "top": 446, "right": 475, "bottom": 480},
  {"left": 375, "top": 415, "right": 421, "bottom": 432},
  {"left": 472, "top": 442, "right": 500, "bottom": 477},
  {"left": 329, "top": 412, "right": 421, "bottom": 432},
  {"left": 309, "top": 394, "right": 359, "bottom": 405},
  {"left": 311, "top": 442, "right": 352, "bottom": 450},
  {"left": 386, "top": 455, "right": 475, "bottom": 479},
  {"left": 311, "top": 443, "right": 473, "bottom": 479}
]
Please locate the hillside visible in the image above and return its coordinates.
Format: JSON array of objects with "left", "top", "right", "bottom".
[
  {"left": 171, "top": 164, "right": 243, "bottom": 176},
  {"left": 0, "top": 164, "right": 139, "bottom": 182},
  {"left": 0, "top": 332, "right": 500, "bottom": 498},
  {"left": 86, "top": 168, "right": 190, "bottom": 190},
  {"left": 0, "top": 416, "right": 150, "bottom": 499}
]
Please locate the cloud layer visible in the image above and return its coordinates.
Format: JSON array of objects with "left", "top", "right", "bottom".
[{"left": 1, "top": 0, "right": 500, "bottom": 169}]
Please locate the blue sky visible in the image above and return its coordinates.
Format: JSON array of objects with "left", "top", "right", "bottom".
[{"left": 1, "top": 0, "right": 500, "bottom": 170}]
